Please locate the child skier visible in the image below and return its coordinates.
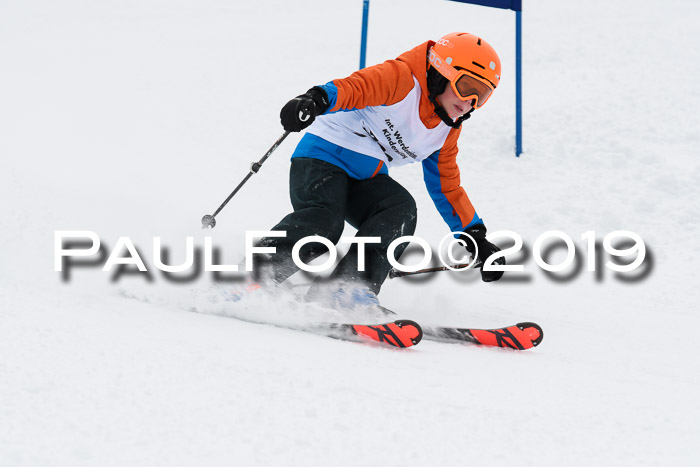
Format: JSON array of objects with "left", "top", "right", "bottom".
[{"left": 255, "top": 32, "right": 506, "bottom": 307}]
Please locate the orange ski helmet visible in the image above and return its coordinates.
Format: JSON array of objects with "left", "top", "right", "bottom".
[{"left": 428, "top": 32, "right": 501, "bottom": 108}]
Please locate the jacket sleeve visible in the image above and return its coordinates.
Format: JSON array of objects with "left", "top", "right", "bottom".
[
  {"left": 317, "top": 59, "right": 417, "bottom": 113},
  {"left": 422, "top": 129, "right": 483, "bottom": 232}
]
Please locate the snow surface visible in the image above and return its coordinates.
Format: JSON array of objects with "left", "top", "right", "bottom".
[{"left": 1, "top": 0, "right": 699, "bottom": 465}]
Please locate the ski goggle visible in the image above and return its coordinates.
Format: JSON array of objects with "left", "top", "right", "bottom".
[{"left": 428, "top": 48, "right": 496, "bottom": 108}]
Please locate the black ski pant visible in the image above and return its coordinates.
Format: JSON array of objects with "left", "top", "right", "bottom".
[{"left": 256, "top": 157, "right": 417, "bottom": 294}]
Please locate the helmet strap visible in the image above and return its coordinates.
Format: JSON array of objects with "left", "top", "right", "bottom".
[{"left": 427, "top": 92, "right": 474, "bottom": 129}]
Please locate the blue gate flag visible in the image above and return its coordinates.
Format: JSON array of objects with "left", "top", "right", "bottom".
[
  {"left": 448, "top": 0, "right": 521, "bottom": 11},
  {"left": 358, "top": 0, "right": 524, "bottom": 155},
  {"left": 448, "top": 0, "right": 523, "bottom": 156}
]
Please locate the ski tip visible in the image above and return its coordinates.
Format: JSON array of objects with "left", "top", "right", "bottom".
[
  {"left": 515, "top": 322, "right": 544, "bottom": 348},
  {"left": 395, "top": 319, "right": 423, "bottom": 346},
  {"left": 467, "top": 322, "right": 543, "bottom": 350},
  {"left": 352, "top": 320, "right": 423, "bottom": 348}
]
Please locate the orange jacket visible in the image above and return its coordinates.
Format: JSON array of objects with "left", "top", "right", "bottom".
[{"left": 297, "top": 41, "right": 483, "bottom": 231}]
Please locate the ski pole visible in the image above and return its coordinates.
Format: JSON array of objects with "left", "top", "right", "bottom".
[
  {"left": 201, "top": 131, "right": 291, "bottom": 229},
  {"left": 388, "top": 260, "right": 483, "bottom": 279}
]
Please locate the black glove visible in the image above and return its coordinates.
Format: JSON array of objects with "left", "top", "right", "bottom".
[
  {"left": 461, "top": 224, "right": 505, "bottom": 282},
  {"left": 280, "top": 86, "right": 330, "bottom": 132}
]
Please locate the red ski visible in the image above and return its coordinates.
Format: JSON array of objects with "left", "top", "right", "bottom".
[
  {"left": 424, "top": 322, "right": 543, "bottom": 350},
  {"left": 315, "top": 320, "right": 423, "bottom": 348}
]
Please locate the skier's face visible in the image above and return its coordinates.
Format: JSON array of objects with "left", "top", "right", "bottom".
[{"left": 436, "top": 83, "right": 474, "bottom": 119}]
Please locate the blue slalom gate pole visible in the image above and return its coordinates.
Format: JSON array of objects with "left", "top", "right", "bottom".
[
  {"left": 515, "top": 8, "right": 522, "bottom": 156},
  {"left": 359, "top": 0, "right": 370, "bottom": 69}
]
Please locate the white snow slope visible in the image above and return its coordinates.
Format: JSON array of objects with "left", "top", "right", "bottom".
[{"left": 1, "top": 0, "right": 699, "bottom": 465}]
